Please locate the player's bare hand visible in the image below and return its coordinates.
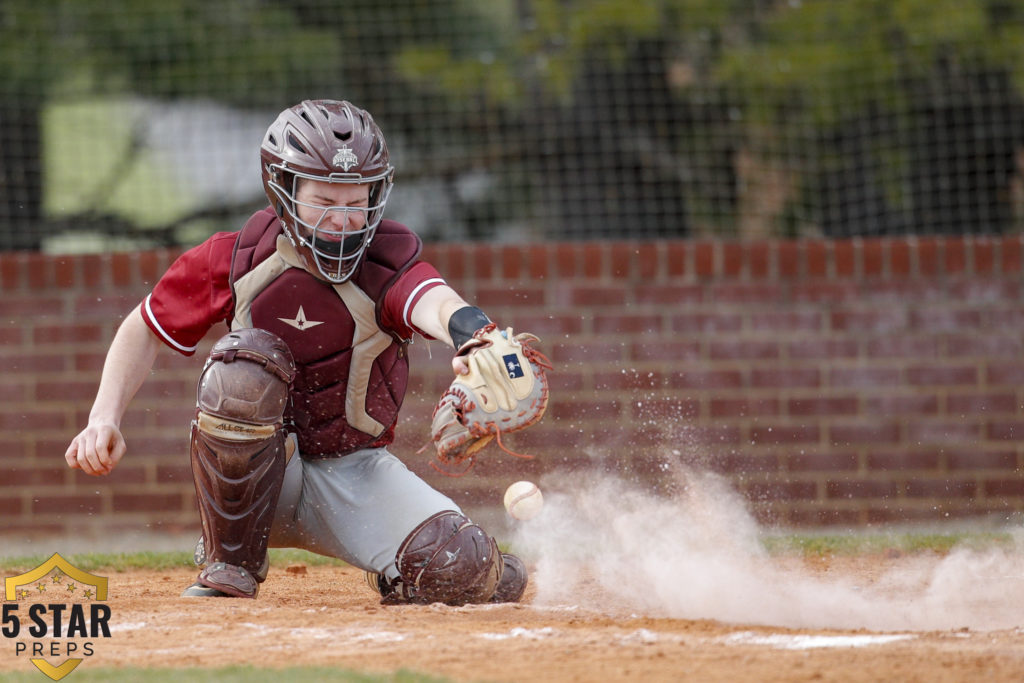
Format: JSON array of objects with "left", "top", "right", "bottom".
[
  {"left": 452, "top": 356, "right": 470, "bottom": 376},
  {"left": 64, "top": 423, "right": 126, "bottom": 476}
]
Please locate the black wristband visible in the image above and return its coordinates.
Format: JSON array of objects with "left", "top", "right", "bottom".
[{"left": 447, "top": 306, "right": 491, "bottom": 348}]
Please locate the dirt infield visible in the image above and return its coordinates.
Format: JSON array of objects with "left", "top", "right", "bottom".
[{"left": 3, "top": 559, "right": 1024, "bottom": 682}]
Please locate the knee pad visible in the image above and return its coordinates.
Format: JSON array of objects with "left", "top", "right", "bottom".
[
  {"left": 391, "top": 511, "right": 502, "bottom": 605},
  {"left": 190, "top": 329, "right": 296, "bottom": 581}
]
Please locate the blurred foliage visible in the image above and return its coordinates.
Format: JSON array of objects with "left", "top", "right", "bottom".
[{"left": 4, "top": 0, "right": 1024, "bottom": 248}]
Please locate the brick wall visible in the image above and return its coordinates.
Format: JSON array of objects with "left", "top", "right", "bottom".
[{"left": 3, "top": 235, "right": 1024, "bottom": 541}]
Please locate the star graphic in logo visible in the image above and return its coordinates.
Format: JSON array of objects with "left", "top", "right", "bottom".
[{"left": 278, "top": 306, "right": 325, "bottom": 331}]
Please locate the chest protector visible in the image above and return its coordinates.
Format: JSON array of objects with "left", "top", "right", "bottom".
[{"left": 229, "top": 208, "right": 422, "bottom": 459}]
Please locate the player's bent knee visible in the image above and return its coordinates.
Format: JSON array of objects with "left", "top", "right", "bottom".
[
  {"left": 393, "top": 510, "right": 502, "bottom": 605},
  {"left": 196, "top": 328, "right": 295, "bottom": 437}
]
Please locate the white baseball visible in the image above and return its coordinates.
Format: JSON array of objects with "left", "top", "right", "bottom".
[{"left": 504, "top": 480, "right": 543, "bottom": 520}]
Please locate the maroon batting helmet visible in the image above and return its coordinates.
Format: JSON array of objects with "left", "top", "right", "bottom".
[{"left": 260, "top": 100, "right": 394, "bottom": 282}]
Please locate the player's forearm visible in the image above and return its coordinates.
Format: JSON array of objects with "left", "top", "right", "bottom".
[
  {"left": 410, "top": 285, "right": 476, "bottom": 347},
  {"left": 87, "top": 305, "right": 162, "bottom": 426}
]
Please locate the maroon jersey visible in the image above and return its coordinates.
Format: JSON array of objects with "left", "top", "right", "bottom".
[{"left": 142, "top": 208, "right": 446, "bottom": 458}]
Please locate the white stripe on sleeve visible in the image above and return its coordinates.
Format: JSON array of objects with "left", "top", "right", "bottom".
[{"left": 143, "top": 294, "right": 198, "bottom": 354}]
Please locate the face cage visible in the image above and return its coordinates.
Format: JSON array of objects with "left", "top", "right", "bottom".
[{"left": 268, "top": 167, "right": 393, "bottom": 283}]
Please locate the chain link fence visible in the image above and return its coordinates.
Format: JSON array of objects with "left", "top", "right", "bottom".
[{"left": 4, "top": 0, "right": 1024, "bottom": 251}]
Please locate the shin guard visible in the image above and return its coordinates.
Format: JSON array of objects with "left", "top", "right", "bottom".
[{"left": 189, "top": 329, "right": 295, "bottom": 597}]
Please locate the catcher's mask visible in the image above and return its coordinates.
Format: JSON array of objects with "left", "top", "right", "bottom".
[{"left": 260, "top": 99, "right": 394, "bottom": 283}]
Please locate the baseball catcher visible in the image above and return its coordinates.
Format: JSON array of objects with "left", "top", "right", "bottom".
[{"left": 64, "top": 99, "right": 549, "bottom": 605}]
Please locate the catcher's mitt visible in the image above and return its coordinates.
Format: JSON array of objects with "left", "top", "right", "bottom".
[{"left": 429, "top": 323, "right": 551, "bottom": 475}]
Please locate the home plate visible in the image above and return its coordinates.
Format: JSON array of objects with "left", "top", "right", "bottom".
[{"left": 724, "top": 632, "right": 915, "bottom": 650}]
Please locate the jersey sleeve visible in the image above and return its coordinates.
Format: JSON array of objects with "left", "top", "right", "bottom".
[
  {"left": 380, "top": 261, "right": 447, "bottom": 340},
  {"left": 141, "top": 232, "right": 237, "bottom": 355}
]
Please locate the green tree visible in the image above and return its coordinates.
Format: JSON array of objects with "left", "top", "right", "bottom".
[{"left": 0, "top": 0, "right": 340, "bottom": 250}]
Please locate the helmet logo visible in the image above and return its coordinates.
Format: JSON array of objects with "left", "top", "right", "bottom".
[{"left": 332, "top": 146, "right": 358, "bottom": 171}]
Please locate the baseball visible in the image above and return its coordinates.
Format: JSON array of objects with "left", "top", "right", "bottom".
[{"left": 503, "top": 480, "right": 544, "bottom": 520}]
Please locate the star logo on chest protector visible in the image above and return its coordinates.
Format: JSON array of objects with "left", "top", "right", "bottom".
[{"left": 278, "top": 305, "right": 325, "bottom": 331}]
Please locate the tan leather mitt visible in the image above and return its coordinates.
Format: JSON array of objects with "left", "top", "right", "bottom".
[{"left": 429, "top": 323, "right": 551, "bottom": 474}]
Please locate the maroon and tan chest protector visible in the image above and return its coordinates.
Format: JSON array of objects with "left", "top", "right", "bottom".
[{"left": 229, "top": 209, "right": 422, "bottom": 459}]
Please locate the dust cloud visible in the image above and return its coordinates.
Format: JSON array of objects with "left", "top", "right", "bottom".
[{"left": 512, "top": 465, "right": 1024, "bottom": 632}]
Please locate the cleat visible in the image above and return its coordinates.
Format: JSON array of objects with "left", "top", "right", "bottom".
[
  {"left": 181, "top": 581, "right": 232, "bottom": 598},
  {"left": 490, "top": 553, "right": 527, "bottom": 603},
  {"left": 194, "top": 562, "right": 259, "bottom": 599}
]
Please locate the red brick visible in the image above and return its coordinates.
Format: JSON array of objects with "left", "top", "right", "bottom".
[
  {"left": 827, "top": 480, "right": 900, "bottom": 499},
  {"left": 867, "top": 450, "right": 941, "bottom": 470},
  {"left": 31, "top": 494, "right": 103, "bottom": 514},
  {"left": 805, "top": 240, "right": 828, "bottom": 277},
  {"left": 946, "top": 450, "right": 1017, "bottom": 470},
  {"left": 710, "top": 398, "right": 779, "bottom": 418},
  {"left": 474, "top": 245, "right": 495, "bottom": 280},
  {"left": 905, "top": 366, "right": 977, "bottom": 386},
  {"left": 1001, "top": 236, "right": 1022, "bottom": 274},
  {"left": 944, "top": 238, "right": 967, "bottom": 273},
  {"left": 592, "top": 369, "right": 666, "bottom": 390},
  {"left": 834, "top": 240, "right": 855, "bottom": 276},
  {"left": 138, "top": 250, "right": 161, "bottom": 285},
  {"left": 750, "top": 311, "right": 822, "bottom": 332},
  {"left": 665, "top": 242, "right": 687, "bottom": 277},
  {"left": 984, "top": 479, "right": 1024, "bottom": 496},
  {"left": 694, "top": 241, "right": 715, "bottom": 278},
  {"left": 829, "top": 367, "right": 901, "bottom": 388},
  {"left": 910, "top": 308, "right": 981, "bottom": 332},
  {"left": 748, "top": 242, "right": 771, "bottom": 278},
  {"left": 986, "top": 421, "right": 1024, "bottom": 440},
  {"left": 0, "top": 253, "right": 21, "bottom": 290},
  {"left": 668, "top": 369, "right": 743, "bottom": 389},
  {"left": 788, "top": 339, "right": 859, "bottom": 359},
  {"left": 112, "top": 252, "right": 134, "bottom": 287},
  {"left": 778, "top": 241, "right": 800, "bottom": 278},
  {"left": 629, "top": 341, "right": 701, "bottom": 362},
  {"left": 112, "top": 492, "right": 183, "bottom": 513},
  {"left": 917, "top": 238, "right": 941, "bottom": 275},
  {"left": 862, "top": 239, "right": 884, "bottom": 275},
  {"left": 709, "top": 340, "right": 779, "bottom": 360},
  {"left": 788, "top": 397, "right": 857, "bottom": 416},
  {"left": 785, "top": 451, "right": 859, "bottom": 472},
  {"left": 831, "top": 309, "right": 908, "bottom": 332},
  {"left": 635, "top": 243, "right": 659, "bottom": 280},
  {"left": 864, "top": 395, "right": 939, "bottom": 415},
  {"left": 671, "top": 313, "right": 742, "bottom": 334},
  {"left": 561, "top": 285, "right": 627, "bottom": 307},
  {"left": 973, "top": 239, "right": 995, "bottom": 274},
  {"left": 723, "top": 242, "right": 743, "bottom": 277},
  {"left": 610, "top": 244, "right": 631, "bottom": 278},
  {"left": 829, "top": 422, "right": 901, "bottom": 445},
  {"left": 636, "top": 285, "right": 703, "bottom": 305},
  {"left": 582, "top": 244, "right": 604, "bottom": 278},
  {"left": 32, "top": 323, "right": 104, "bottom": 345},
  {"left": 745, "top": 481, "right": 818, "bottom": 501},
  {"left": 905, "top": 421, "right": 981, "bottom": 443},
  {"left": 528, "top": 245, "right": 549, "bottom": 280},
  {"left": 500, "top": 245, "right": 524, "bottom": 280},
  {"left": 593, "top": 314, "right": 663, "bottom": 334},
  {"left": 80, "top": 254, "right": 104, "bottom": 287},
  {"left": 889, "top": 240, "right": 912, "bottom": 275},
  {"left": 633, "top": 398, "right": 700, "bottom": 420},
  {"left": 866, "top": 337, "right": 939, "bottom": 358},
  {"left": 475, "top": 285, "right": 545, "bottom": 308},
  {"left": 946, "top": 393, "right": 1017, "bottom": 415},
  {"left": 712, "top": 283, "right": 784, "bottom": 303},
  {"left": 791, "top": 282, "right": 859, "bottom": 303},
  {"left": 751, "top": 368, "right": 820, "bottom": 388},
  {"left": 550, "top": 342, "right": 624, "bottom": 363},
  {"left": 750, "top": 424, "right": 820, "bottom": 445}
]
